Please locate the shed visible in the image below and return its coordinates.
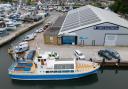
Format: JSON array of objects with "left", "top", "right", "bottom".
[{"left": 43, "top": 15, "right": 66, "bottom": 45}]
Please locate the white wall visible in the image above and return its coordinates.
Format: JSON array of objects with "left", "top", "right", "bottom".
[{"left": 70, "top": 22, "right": 128, "bottom": 45}]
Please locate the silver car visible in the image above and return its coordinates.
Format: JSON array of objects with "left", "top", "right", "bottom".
[{"left": 74, "top": 50, "right": 85, "bottom": 60}]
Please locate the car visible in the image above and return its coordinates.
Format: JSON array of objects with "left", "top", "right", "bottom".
[
  {"left": 98, "top": 50, "right": 112, "bottom": 60},
  {"left": 98, "top": 49, "right": 120, "bottom": 60},
  {"left": 74, "top": 50, "right": 85, "bottom": 60},
  {"left": 106, "top": 49, "right": 120, "bottom": 59},
  {"left": 35, "top": 28, "right": 44, "bottom": 33}
]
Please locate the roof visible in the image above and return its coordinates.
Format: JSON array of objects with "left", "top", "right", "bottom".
[
  {"left": 44, "top": 15, "right": 65, "bottom": 36},
  {"left": 59, "top": 5, "right": 128, "bottom": 34},
  {"left": 52, "top": 15, "right": 66, "bottom": 27},
  {"left": 44, "top": 27, "right": 60, "bottom": 36}
]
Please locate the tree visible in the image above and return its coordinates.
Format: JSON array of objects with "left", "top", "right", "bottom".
[
  {"left": 109, "top": 0, "right": 128, "bottom": 14},
  {"left": 1, "top": 0, "right": 12, "bottom": 2}
]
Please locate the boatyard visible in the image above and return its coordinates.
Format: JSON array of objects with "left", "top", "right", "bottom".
[{"left": 1, "top": 0, "right": 128, "bottom": 89}]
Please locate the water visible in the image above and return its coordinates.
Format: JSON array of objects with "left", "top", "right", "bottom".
[{"left": 0, "top": 22, "right": 128, "bottom": 89}]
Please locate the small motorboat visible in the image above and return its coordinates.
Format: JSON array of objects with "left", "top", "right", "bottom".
[
  {"left": 35, "top": 28, "right": 44, "bottom": 33},
  {"left": 6, "top": 21, "right": 16, "bottom": 31},
  {"left": 24, "top": 33, "right": 36, "bottom": 41},
  {"left": 14, "top": 41, "right": 29, "bottom": 53},
  {"left": 12, "top": 20, "right": 22, "bottom": 27}
]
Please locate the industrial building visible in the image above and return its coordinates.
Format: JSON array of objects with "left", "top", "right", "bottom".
[{"left": 58, "top": 5, "right": 128, "bottom": 46}]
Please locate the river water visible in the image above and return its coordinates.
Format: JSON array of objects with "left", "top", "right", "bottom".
[{"left": 0, "top": 14, "right": 128, "bottom": 89}]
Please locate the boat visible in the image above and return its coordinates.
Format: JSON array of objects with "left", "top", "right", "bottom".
[
  {"left": 8, "top": 51, "right": 100, "bottom": 80},
  {"left": 35, "top": 28, "right": 44, "bottom": 33},
  {"left": 13, "top": 41, "right": 29, "bottom": 53},
  {"left": 24, "top": 33, "right": 36, "bottom": 41},
  {"left": 0, "top": 21, "right": 8, "bottom": 37},
  {"left": 12, "top": 20, "right": 22, "bottom": 27},
  {"left": 6, "top": 22, "right": 16, "bottom": 31}
]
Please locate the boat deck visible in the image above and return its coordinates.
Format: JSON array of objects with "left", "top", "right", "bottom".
[
  {"left": 13, "top": 62, "right": 36, "bottom": 73},
  {"left": 76, "top": 63, "right": 97, "bottom": 73}
]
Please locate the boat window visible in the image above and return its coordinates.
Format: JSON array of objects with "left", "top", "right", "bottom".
[
  {"left": 38, "top": 56, "right": 42, "bottom": 58},
  {"left": 54, "top": 64, "right": 74, "bottom": 69},
  {"left": 46, "top": 71, "right": 50, "bottom": 73}
]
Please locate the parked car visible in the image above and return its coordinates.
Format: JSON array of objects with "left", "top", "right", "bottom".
[
  {"left": 74, "top": 50, "right": 85, "bottom": 60},
  {"left": 98, "top": 49, "right": 120, "bottom": 60}
]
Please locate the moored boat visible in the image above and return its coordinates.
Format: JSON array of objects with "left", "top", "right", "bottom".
[{"left": 8, "top": 52, "right": 100, "bottom": 80}]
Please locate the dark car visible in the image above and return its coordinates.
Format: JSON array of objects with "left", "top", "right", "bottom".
[{"left": 98, "top": 49, "right": 120, "bottom": 60}]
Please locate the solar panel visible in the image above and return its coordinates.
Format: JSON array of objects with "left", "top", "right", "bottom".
[{"left": 61, "top": 6, "right": 101, "bottom": 32}]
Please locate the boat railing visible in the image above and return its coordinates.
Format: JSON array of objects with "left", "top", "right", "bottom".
[
  {"left": 38, "top": 68, "right": 95, "bottom": 74},
  {"left": 36, "top": 69, "right": 75, "bottom": 74}
]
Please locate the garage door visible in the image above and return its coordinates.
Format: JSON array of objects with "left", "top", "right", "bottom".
[
  {"left": 104, "top": 34, "right": 128, "bottom": 46},
  {"left": 116, "top": 35, "right": 128, "bottom": 46},
  {"left": 62, "top": 36, "right": 77, "bottom": 45}
]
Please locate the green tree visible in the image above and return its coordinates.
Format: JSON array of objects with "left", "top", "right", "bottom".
[
  {"left": 109, "top": 0, "right": 128, "bottom": 14},
  {"left": 26, "top": 0, "right": 31, "bottom": 5},
  {"left": 1, "top": 0, "right": 12, "bottom": 2}
]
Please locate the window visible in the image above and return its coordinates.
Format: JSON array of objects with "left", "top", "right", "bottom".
[
  {"left": 50, "top": 36, "right": 53, "bottom": 42},
  {"left": 54, "top": 64, "right": 74, "bottom": 69}
]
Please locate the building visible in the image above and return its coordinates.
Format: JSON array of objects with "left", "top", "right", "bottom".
[
  {"left": 58, "top": 5, "right": 128, "bottom": 46},
  {"left": 43, "top": 15, "right": 65, "bottom": 45}
]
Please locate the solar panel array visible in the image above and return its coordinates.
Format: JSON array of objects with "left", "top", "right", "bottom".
[{"left": 61, "top": 6, "right": 101, "bottom": 32}]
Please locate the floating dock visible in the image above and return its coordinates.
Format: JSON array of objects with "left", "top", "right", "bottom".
[{"left": 96, "top": 61, "right": 128, "bottom": 67}]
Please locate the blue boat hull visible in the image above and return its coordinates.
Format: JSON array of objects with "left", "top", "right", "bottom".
[{"left": 9, "top": 69, "right": 98, "bottom": 80}]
